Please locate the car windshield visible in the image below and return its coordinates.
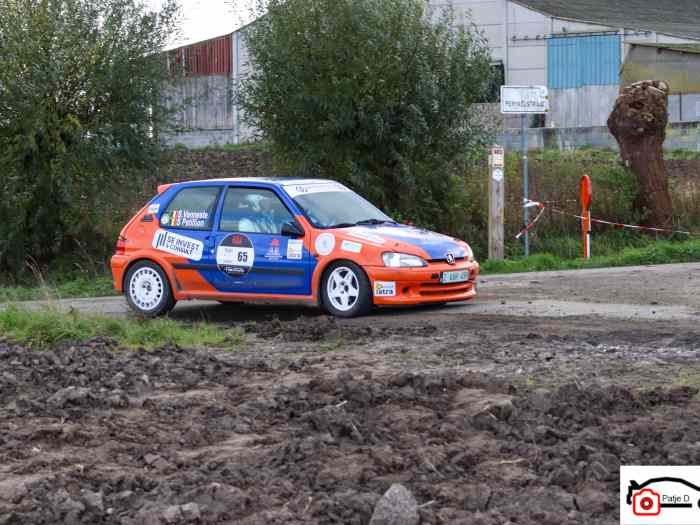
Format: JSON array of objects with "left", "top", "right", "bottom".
[{"left": 287, "top": 185, "right": 394, "bottom": 229}]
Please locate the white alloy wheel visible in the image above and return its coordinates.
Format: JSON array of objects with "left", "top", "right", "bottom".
[
  {"left": 129, "top": 266, "right": 165, "bottom": 312},
  {"left": 326, "top": 266, "right": 360, "bottom": 312}
]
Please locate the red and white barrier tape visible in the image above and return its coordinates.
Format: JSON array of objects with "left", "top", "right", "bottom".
[
  {"left": 548, "top": 208, "right": 697, "bottom": 237},
  {"left": 516, "top": 199, "right": 546, "bottom": 239},
  {"left": 517, "top": 198, "right": 698, "bottom": 238}
]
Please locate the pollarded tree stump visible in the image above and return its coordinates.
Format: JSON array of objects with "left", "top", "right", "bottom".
[{"left": 607, "top": 80, "right": 673, "bottom": 228}]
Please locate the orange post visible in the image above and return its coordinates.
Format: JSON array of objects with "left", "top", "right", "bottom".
[{"left": 580, "top": 175, "right": 592, "bottom": 259}]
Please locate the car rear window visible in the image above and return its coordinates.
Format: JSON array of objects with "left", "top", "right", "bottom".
[{"left": 161, "top": 186, "right": 220, "bottom": 231}]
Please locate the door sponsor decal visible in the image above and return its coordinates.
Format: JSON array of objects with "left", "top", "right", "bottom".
[
  {"left": 314, "top": 233, "right": 336, "bottom": 256},
  {"left": 152, "top": 230, "right": 204, "bottom": 261},
  {"left": 287, "top": 239, "right": 304, "bottom": 260},
  {"left": 341, "top": 240, "right": 362, "bottom": 253},
  {"left": 374, "top": 281, "right": 396, "bottom": 297},
  {"left": 217, "top": 234, "right": 255, "bottom": 277},
  {"left": 264, "top": 238, "right": 283, "bottom": 260}
]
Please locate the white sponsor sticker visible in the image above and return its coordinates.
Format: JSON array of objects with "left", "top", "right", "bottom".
[
  {"left": 217, "top": 246, "right": 254, "bottom": 268},
  {"left": 348, "top": 229, "right": 386, "bottom": 245},
  {"left": 283, "top": 182, "right": 350, "bottom": 198},
  {"left": 374, "top": 281, "right": 396, "bottom": 297},
  {"left": 152, "top": 229, "right": 204, "bottom": 261},
  {"left": 341, "top": 240, "right": 362, "bottom": 253},
  {"left": 287, "top": 239, "right": 304, "bottom": 260},
  {"left": 147, "top": 203, "right": 160, "bottom": 214},
  {"left": 620, "top": 466, "right": 700, "bottom": 524},
  {"left": 314, "top": 233, "right": 336, "bottom": 256}
]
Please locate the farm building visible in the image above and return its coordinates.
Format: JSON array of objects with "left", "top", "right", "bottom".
[{"left": 164, "top": 0, "right": 700, "bottom": 147}]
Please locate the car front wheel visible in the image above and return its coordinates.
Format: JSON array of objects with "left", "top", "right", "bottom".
[
  {"left": 321, "top": 261, "right": 372, "bottom": 318},
  {"left": 124, "top": 261, "right": 176, "bottom": 317}
]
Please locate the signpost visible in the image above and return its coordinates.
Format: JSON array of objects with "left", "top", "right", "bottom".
[
  {"left": 500, "top": 86, "right": 549, "bottom": 257},
  {"left": 488, "top": 146, "right": 505, "bottom": 261},
  {"left": 580, "top": 175, "right": 592, "bottom": 259}
]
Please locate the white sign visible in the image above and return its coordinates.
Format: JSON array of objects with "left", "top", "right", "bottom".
[
  {"left": 492, "top": 168, "right": 504, "bottom": 182},
  {"left": 500, "top": 86, "right": 549, "bottom": 114},
  {"left": 490, "top": 146, "right": 505, "bottom": 168},
  {"left": 152, "top": 230, "right": 204, "bottom": 261}
]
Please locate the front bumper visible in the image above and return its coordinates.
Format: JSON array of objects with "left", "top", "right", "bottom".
[{"left": 366, "top": 261, "right": 480, "bottom": 305}]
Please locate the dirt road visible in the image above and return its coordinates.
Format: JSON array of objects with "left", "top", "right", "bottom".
[{"left": 2, "top": 263, "right": 700, "bottom": 524}]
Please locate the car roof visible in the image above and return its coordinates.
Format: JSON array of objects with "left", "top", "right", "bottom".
[{"left": 177, "top": 177, "right": 337, "bottom": 187}]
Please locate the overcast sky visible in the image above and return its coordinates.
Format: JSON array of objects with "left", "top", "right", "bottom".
[{"left": 149, "top": 0, "right": 258, "bottom": 47}]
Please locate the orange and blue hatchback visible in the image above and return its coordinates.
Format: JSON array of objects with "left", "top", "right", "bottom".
[{"left": 111, "top": 178, "right": 480, "bottom": 317}]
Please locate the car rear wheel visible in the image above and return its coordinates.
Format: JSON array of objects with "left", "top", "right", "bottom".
[
  {"left": 125, "top": 261, "right": 176, "bottom": 317},
  {"left": 321, "top": 261, "right": 372, "bottom": 318}
]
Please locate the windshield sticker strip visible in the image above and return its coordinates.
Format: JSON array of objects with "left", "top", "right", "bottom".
[{"left": 283, "top": 182, "right": 350, "bottom": 198}]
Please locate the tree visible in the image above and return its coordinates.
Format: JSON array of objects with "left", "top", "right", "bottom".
[
  {"left": 0, "top": 0, "right": 180, "bottom": 274},
  {"left": 608, "top": 80, "right": 674, "bottom": 228},
  {"left": 238, "top": 0, "right": 494, "bottom": 224}
]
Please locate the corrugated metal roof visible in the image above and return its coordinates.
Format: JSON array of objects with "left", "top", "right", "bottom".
[
  {"left": 511, "top": 0, "right": 700, "bottom": 40},
  {"left": 548, "top": 34, "right": 621, "bottom": 89}
]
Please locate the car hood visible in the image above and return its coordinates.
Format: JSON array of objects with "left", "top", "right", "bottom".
[{"left": 343, "top": 224, "right": 467, "bottom": 260}]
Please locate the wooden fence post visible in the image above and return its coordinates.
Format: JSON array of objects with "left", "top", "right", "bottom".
[{"left": 489, "top": 146, "right": 505, "bottom": 261}]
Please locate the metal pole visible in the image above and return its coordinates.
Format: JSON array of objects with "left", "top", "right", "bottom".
[{"left": 521, "top": 114, "right": 529, "bottom": 257}]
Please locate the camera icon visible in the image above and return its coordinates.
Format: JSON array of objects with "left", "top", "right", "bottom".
[{"left": 633, "top": 488, "right": 661, "bottom": 516}]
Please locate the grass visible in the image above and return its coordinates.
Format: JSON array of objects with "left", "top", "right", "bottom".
[
  {"left": 0, "top": 276, "right": 116, "bottom": 302},
  {"left": 481, "top": 237, "right": 700, "bottom": 274},
  {"left": 0, "top": 305, "right": 245, "bottom": 350}
]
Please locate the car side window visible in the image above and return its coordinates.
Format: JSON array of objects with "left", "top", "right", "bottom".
[
  {"left": 161, "top": 186, "right": 220, "bottom": 231},
  {"left": 220, "top": 187, "right": 295, "bottom": 235}
]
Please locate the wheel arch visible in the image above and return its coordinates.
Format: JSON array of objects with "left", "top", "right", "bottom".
[
  {"left": 122, "top": 256, "right": 180, "bottom": 299},
  {"left": 315, "top": 257, "right": 373, "bottom": 307}
]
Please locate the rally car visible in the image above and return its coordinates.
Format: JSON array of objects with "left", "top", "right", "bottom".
[{"left": 111, "top": 178, "right": 480, "bottom": 318}]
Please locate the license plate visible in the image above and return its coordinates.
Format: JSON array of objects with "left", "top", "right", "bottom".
[{"left": 441, "top": 270, "right": 470, "bottom": 284}]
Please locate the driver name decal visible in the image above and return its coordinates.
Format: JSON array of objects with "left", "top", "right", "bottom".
[{"left": 152, "top": 230, "right": 203, "bottom": 261}]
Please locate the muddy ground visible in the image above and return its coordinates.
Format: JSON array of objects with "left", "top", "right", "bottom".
[{"left": 2, "top": 307, "right": 700, "bottom": 524}]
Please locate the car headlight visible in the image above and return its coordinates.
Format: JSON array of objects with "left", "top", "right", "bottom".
[
  {"left": 464, "top": 244, "right": 474, "bottom": 262},
  {"left": 382, "top": 253, "right": 427, "bottom": 268}
]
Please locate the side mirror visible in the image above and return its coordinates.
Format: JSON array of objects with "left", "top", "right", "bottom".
[{"left": 281, "top": 220, "right": 305, "bottom": 238}]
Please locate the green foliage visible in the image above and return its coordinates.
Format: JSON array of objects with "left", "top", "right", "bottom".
[
  {"left": 0, "top": 305, "right": 244, "bottom": 350},
  {"left": 239, "top": 0, "right": 495, "bottom": 218},
  {"left": 481, "top": 237, "right": 700, "bottom": 274},
  {"left": 0, "top": 0, "right": 181, "bottom": 275},
  {"left": 0, "top": 276, "right": 115, "bottom": 302}
]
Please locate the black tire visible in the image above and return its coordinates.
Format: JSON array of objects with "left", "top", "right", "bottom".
[
  {"left": 320, "top": 260, "right": 372, "bottom": 318},
  {"left": 124, "top": 261, "right": 176, "bottom": 317}
]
